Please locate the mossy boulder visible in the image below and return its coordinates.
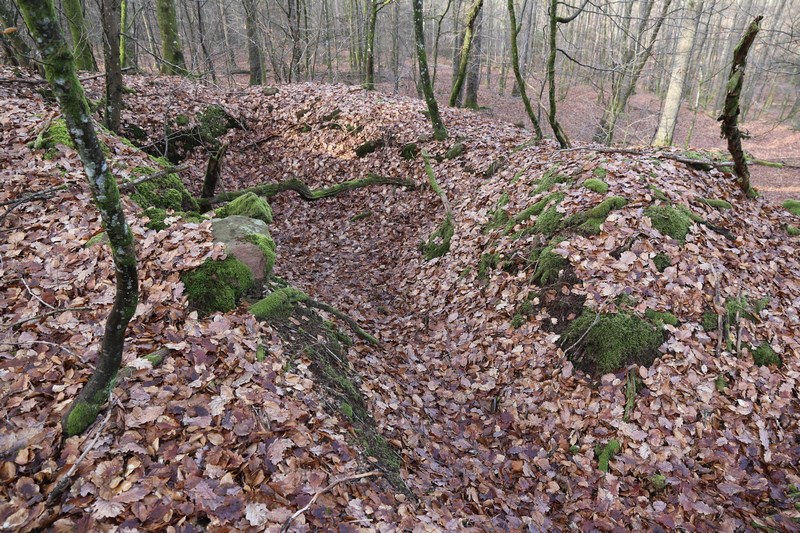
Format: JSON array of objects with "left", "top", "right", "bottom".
[
  {"left": 129, "top": 166, "right": 199, "bottom": 213},
  {"left": 561, "top": 309, "right": 665, "bottom": 375},
  {"left": 181, "top": 256, "right": 254, "bottom": 315},
  {"left": 211, "top": 215, "right": 276, "bottom": 283},
  {"left": 33, "top": 118, "right": 73, "bottom": 155},
  {"left": 250, "top": 287, "right": 308, "bottom": 321},
  {"left": 215, "top": 192, "right": 273, "bottom": 224},
  {"left": 644, "top": 204, "right": 695, "bottom": 244},
  {"left": 198, "top": 105, "right": 239, "bottom": 140},
  {"left": 583, "top": 178, "right": 609, "bottom": 194}
]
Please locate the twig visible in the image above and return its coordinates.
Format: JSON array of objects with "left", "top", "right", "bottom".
[
  {"left": 5, "top": 306, "right": 91, "bottom": 331},
  {"left": 280, "top": 471, "right": 381, "bottom": 533},
  {"left": 0, "top": 185, "right": 66, "bottom": 226},
  {"left": 46, "top": 397, "right": 116, "bottom": 504},
  {"left": 563, "top": 312, "right": 601, "bottom": 356}
]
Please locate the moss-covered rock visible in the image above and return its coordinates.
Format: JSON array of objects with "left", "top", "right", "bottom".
[
  {"left": 699, "top": 197, "right": 732, "bottom": 210},
  {"left": 181, "top": 256, "right": 254, "bottom": 315},
  {"left": 129, "top": 166, "right": 198, "bottom": 213},
  {"left": 561, "top": 309, "right": 664, "bottom": 375},
  {"left": 211, "top": 215, "right": 276, "bottom": 283},
  {"left": 250, "top": 287, "right": 309, "bottom": 321},
  {"left": 564, "top": 196, "right": 627, "bottom": 235},
  {"left": 33, "top": 118, "right": 73, "bottom": 153},
  {"left": 783, "top": 199, "right": 800, "bottom": 217},
  {"left": 652, "top": 253, "right": 671, "bottom": 272},
  {"left": 198, "top": 104, "right": 238, "bottom": 139},
  {"left": 752, "top": 343, "right": 781, "bottom": 367},
  {"left": 244, "top": 233, "right": 277, "bottom": 278},
  {"left": 644, "top": 204, "right": 695, "bottom": 244},
  {"left": 215, "top": 192, "right": 273, "bottom": 224},
  {"left": 583, "top": 178, "right": 609, "bottom": 194},
  {"left": 422, "top": 215, "right": 454, "bottom": 260}
]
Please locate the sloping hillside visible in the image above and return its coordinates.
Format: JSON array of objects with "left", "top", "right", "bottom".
[{"left": 1, "top": 70, "right": 799, "bottom": 531}]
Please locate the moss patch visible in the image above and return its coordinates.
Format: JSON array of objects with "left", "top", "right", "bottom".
[
  {"left": 215, "top": 192, "right": 273, "bottom": 224},
  {"left": 484, "top": 192, "right": 510, "bottom": 233},
  {"left": 532, "top": 166, "right": 570, "bottom": 194},
  {"left": 181, "top": 257, "right": 254, "bottom": 315},
  {"left": 583, "top": 178, "right": 609, "bottom": 194},
  {"left": 699, "top": 197, "right": 732, "bottom": 210},
  {"left": 645, "top": 308, "right": 679, "bottom": 327},
  {"left": 644, "top": 204, "right": 695, "bottom": 244},
  {"left": 649, "top": 186, "right": 669, "bottom": 202},
  {"left": 788, "top": 225, "right": 800, "bottom": 236},
  {"left": 478, "top": 252, "right": 499, "bottom": 280},
  {"left": 530, "top": 239, "right": 567, "bottom": 285},
  {"left": 596, "top": 440, "right": 621, "bottom": 472},
  {"left": 726, "top": 295, "right": 769, "bottom": 322},
  {"left": 593, "top": 166, "right": 608, "bottom": 179},
  {"left": 250, "top": 287, "right": 308, "bottom": 321},
  {"left": 198, "top": 104, "right": 238, "bottom": 140},
  {"left": 564, "top": 196, "right": 627, "bottom": 235},
  {"left": 244, "top": 233, "right": 277, "bottom": 278},
  {"left": 445, "top": 142, "right": 465, "bottom": 159},
  {"left": 129, "top": 165, "right": 199, "bottom": 213},
  {"left": 783, "top": 199, "right": 800, "bottom": 217},
  {"left": 752, "top": 343, "right": 781, "bottom": 367},
  {"left": 63, "top": 400, "right": 104, "bottom": 437},
  {"left": 561, "top": 309, "right": 665, "bottom": 375},
  {"left": 421, "top": 215, "right": 454, "bottom": 260},
  {"left": 652, "top": 253, "right": 671, "bottom": 272},
  {"left": 701, "top": 311, "right": 719, "bottom": 332},
  {"left": 400, "top": 143, "right": 419, "bottom": 160},
  {"left": 34, "top": 118, "right": 73, "bottom": 152},
  {"left": 355, "top": 138, "right": 384, "bottom": 157}
]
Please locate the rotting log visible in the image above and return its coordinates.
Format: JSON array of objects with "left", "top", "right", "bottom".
[
  {"left": 718, "top": 15, "right": 763, "bottom": 196},
  {"left": 17, "top": 0, "right": 139, "bottom": 437},
  {"left": 202, "top": 173, "right": 415, "bottom": 208}
]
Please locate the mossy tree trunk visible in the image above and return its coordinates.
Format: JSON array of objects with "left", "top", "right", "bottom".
[
  {"left": 101, "top": 0, "right": 123, "bottom": 133},
  {"left": 462, "top": 4, "right": 482, "bottom": 109},
  {"left": 242, "top": 0, "right": 263, "bottom": 85},
  {"left": 62, "top": 0, "right": 97, "bottom": 71},
  {"left": 17, "top": 0, "right": 139, "bottom": 437},
  {"left": 155, "top": 0, "right": 187, "bottom": 75},
  {"left": 507, "top": 0, "right": 542, "bottom": 140},
  {"left": 448, "top": 0, "right": 483, "bottom": 107},
  {"left": 0, "top": 0, "right": 33, "bottom": 67},
  {"left": 719, "top": 15, "right": 762, "bottom": 196},
  {"left": 412, "top": 0, "right": 448, "bottom": 140}
]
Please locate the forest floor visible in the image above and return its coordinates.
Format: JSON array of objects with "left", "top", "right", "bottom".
[{"left": 1, "top": 68, "right": 800, "bottom": 531}]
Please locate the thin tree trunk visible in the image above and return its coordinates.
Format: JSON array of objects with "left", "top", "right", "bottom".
[
  {"left": 62, "top": 0, "right": 97, "bottom": 71},
  {"left": 719, "top": 15, "right": 763, "bottom": 196},
  {"left": 101, "top": 0, "right": 123, "bottom": 132},
  {"left": 16, "top": 0, "right": 139, "bottom": 437},
  {"left": 243, "top": 0, "right": 263, "bottom": 84},
  {"left": 463, "top": 3, "right": 482, "bottom": 108},
  {"left": 449, "top": 0, "right": 483, "bottom": 107},
  {"left": 195, "top": 0, "right": 216, "bottom": 81},
  {"left": 156, "top": 0, "right": 188, "bottom": 74},
  {"left": 413, "top": 0, "right": 447, "bottom": 140},
  {"left": 364, "top": 0, "right": 379, "bottom": 89},
  {"left": 547, "top": 0, "right": 576, "bottom": 148},
  {"left": 507, "top": 0, "right": 542, "bottom": 139},
  {"left": 0, "top": 0, "right": 33, "bottom": 67}
]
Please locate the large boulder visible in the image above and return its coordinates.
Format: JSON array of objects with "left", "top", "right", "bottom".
[{"left": 211, "top": 215, "right": 276, "bottom": 284}]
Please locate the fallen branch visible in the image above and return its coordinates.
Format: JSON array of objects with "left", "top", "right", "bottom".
[
  {"left": 280, "top": 471, "right": 381, "bottom": 533},
  {"left": 203, "top": 173, "right": 415, "bottom": 207},
  {"left": 119, "top": 164, "right": 190, "bottom": 192},
  {"left": 305, "top": 299, "right": 381, "bottom": 347},
  {"left": 6, "top": 306, "right": 91, "bottom": 331},
  {"left": 420, "top": 152, "right": 454, "bottom": 260}
]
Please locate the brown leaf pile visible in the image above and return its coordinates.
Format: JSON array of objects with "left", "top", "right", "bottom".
[{"left": 2, "top": 69, "right": 799, "bottom": 531}]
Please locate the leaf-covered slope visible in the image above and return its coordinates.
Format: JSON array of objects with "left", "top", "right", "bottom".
[{"left": 2, "top": 70, "right": 799, "bottom": 531}]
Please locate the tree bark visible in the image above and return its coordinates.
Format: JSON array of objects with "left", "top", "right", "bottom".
[
  {"left": 719, "top": 15, "right": 763, "bottom": 196},
  {"left": 413, "top": 0, "right": 448, "bottom": 140},
  {"left": 546, "top": 0, "right": 574, "bottom": 148},
  {"left": 652, "top": 0, "right": 704, "bottom": 147},
  {"left": 449, "top": 0, "right": 483, "bottom": 107},
  {"left": 16, "top": 0, "right": 139, "bottom": 437},
  {"left": 463, "top": 3, "right": 482, "bottom": 108},
  {"left": 62, "top": 0, "right": 97, "bottom": 71},
  {"left": 242, "top": 0, "right": 263, "bottom": 85},
  {"left": 0, "top": 0, "right": 33, "bottom": 68},
  {"left": 155, "top": 0, "right": 188, "bottom": 74},
  {"left": 101, "top": 0, "right": 123, "bottom": 133},
  {"left": 507, "top": 0, "right": 542, "bottom": 140}
]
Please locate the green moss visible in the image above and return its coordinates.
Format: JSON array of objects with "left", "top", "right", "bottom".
[
  {"left": 478, "top": 252, "right": 499, "bottom": 280},
  {"left": 181, "top": 257, "right": 254, "bottom": 315},
  {"left": 445, "top": 142, "right": 465, "bottom": 159},
  {"left": 175, "top": 114, "right": 190, "bottom": 127},
  {"left": 250, "top": 287, "right": 308, "bottom": 321},
  {"left": 700, "top": 198, "right": 732, "bottom": 210},
  {"left": 583, "top": 178, "right": 609, "bottom": 194},
  {"left": 64, "top": 400, "right": 103, "bottom": 437},
  {"left": 507, "top": 193, "right": 565, "bottom": 237},
  {"left": 198, "top": 105, "right": 237, "bottom": 139},
  {"left": 350, "top": 210, "right": 373, "bottom": 222},
  {"left": 34, "top": 118, "right": 74, "bottom": 151},
  {"left": 726, "top": 295, "right": 769, "bottom": 322},
  {"left": 701, "top": 311, "right": 719, "bottom": 332},
  {"left": 356, "top": 428, "right": 401, "bottom": 470},
  {"left": 215, "top": 192, "right": 273, "bottom": 224},
  {"left": 715, "top": 374, "right": 728, "bottom": 391},
  {"left": 485, "top": 193, "right": 511, "bottom": 233},
  {"left": 645, "top": 204, "right": 695, "bottom": 244},
  {"left": 615, "top": 293, "right": 637, "bottom": 309},
  {"left": 532, "top": 166, "right": 570, "bottom": 194},
  {"left": 564, "top": 196, "right": 627, "bottom": 235},
  {"left": 243, "top": 233, "right": 277, "bottom": 278},
  {"left": 783, "top": 199, "right": 800, "bottom": 217},
  {"left": 787, "top": 225, "right": 800, "bottom": 236},
  {"left": 596, "top": 440, "right": 621, "bottom": 472},
  {"left": 354, "top": 138, "right": 384, "bottom": 157},
  {"left": 653, "top": 253, "right": 671, "bottom": 272},
  {"left": 752, "top": 343, "right": 781, "bottom": 367},
  {"left": 340, "top": 402, "right": 354, "bottom": 419},
  {"left": 593, "top": 166, "right": 608, "bottom": 179},
  {"left": 324, "top": 320, "right": 353, "bottom": 348},
  {"left": 645, "top": 308, "right": 679, "bottom": 327},
  {"left": 649, "top": 186, "right": 669, "bottom": 202},
  {"left": 650, "top": 474, "right": 667, "bottom": 492},
  {"left": 400, "top": 143, "right": 419, "bottom": 160},
  {"left": 84, "top": 231, "right": 109, "bottom": 248},
  {"left": 530, "top": 240, "right": 568, "bottom": 285},
  {"left": 129, "top": 166, "right": 199, "bottom": 212},
  {"left": 511, "top": 300, "right": 536, "bottom": 328},
  {"left": 562, "top": 309, "right": 664, "bottom": 374},
  {"left": 483, "top": 157, "right": 508, "bottom": 178},
  {"left": 422, "top": 215, "right": 454, "bottom": 260},
  {"left": 143, "top": 207, "right": 169, "bottom": 230}
]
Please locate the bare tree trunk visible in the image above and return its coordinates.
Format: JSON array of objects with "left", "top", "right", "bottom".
[
  {"left": 17, "top": 0, "right": 139, "bottom": 437},
  {"left": 547, "top": 0, "right": 586, "bottom": 148},
  {"left": 653, "top": 0, "right": 704, "bottom": 147},
  {"left": 719, "top": 15, "right": 763, "bottom": 196},
  {"left": 243, "top": 0, "right": 263, "bottom": 84},
  {"left": 463, "top": 3, "right": 482, "bottom": 108},
  {"left": 449, "top": 0, "right": 483, "bottom": 107},
  {"left": 101, "top": 0, "right": 123, "bottom": 132},
  {"left": 62, "top": 0, "right": 97, "bottom": 71},
  {"left": 507, "top": 0, "right": 542, "bottom": 139},
  {"left": 156, "top": 0, "right": 188, "bottom": 74},
  {"left": 195, "top": 0, "right": 217, "bottom": 81},
  {"left": 413, "top": 0, "right": 447, "bottom": 140}
]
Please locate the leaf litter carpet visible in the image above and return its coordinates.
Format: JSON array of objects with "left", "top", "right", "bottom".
[{"left": 1, "top": 70, "right": 799, "bottom": 531}]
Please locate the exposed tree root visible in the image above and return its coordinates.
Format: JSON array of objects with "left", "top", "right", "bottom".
[
  {"left": 305, "top": 298, "right": 382, "bottom": 347},
  {"left": 202, "top": 173, "right": 415, "bottom": 207}
]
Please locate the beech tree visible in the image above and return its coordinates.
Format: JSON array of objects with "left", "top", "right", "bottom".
[
  {"left": 62, "top": 0, "right": 96, "bottom": 71},
  {"left": 507, "top": 0, "right": 543, "bottom": 139},
  {"left": 413, "top": 0, "right": 448, "bottom": 140},
  {"left": 449, "top": 0, "right": 483, "bottom": 107},
  {"left": 156, "top": 0, "right": 187, "bottom": 74},
  {"left": 16, "top": 0, "right": 139, "bottom": 436}
]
